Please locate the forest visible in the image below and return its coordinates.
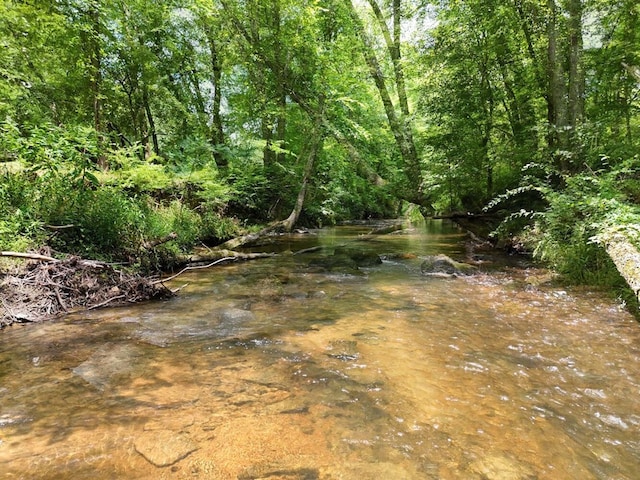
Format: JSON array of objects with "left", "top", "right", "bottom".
[{"left": 1, "top": 0, "right": 639, "bottom": 298}]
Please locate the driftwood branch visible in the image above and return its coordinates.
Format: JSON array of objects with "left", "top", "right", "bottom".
[
  {"left": 45, "top": 224, "right": 76, "bottom": 230},
  {"left": 1, "top": 251, "right": 59, "bottom": 262},
  {"left": 87, "top": 294, "right": 126, "bottom": 310},
  {"left": 360, "top": 223, "right": 404, "bottom": 239},
  {"left": 153, "top": 257, "right": 237, "bottom": 285},
  {"left": 188, "top": 249, "right": 276, "bottom": 263}
]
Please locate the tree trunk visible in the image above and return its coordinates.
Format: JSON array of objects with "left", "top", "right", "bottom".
[
  {"left": 206, "top": 28, "right": 227, "bottom": 169},
  {"left": 348, "top": 1, "right": 427, "bottom": 208},
  {"left": 286, "top": 89, "right": 389, "bottom": 189},
  {"left": 567, "top": 0, "right": 584, "bottom": 133},
  {"left": 142, "top": 84, "right": 160, "bottom": 157},
  {"left": 546, "top": 0, "right": 568, "bottom": 166},
  {"left": 602, "top": 233, "right": 640, "bottom": 303},
  {"left": 282, "top": 103, "right": 324, "bottom": 232},
  {"left": 87, "top": 2, "right": 106, "bottom": 168}
]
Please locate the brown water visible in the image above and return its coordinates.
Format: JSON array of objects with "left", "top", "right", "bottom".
[{"left": 1, "top": 220, "right": 640, "bottom": 479}]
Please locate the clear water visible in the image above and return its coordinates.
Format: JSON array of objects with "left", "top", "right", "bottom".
[{"left": 1, "top": 220, "right": 639, "bottom": 479}]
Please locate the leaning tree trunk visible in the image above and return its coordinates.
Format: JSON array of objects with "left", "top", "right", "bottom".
[
  {"left": 282, "top": 104, "right": 324, "bottom": 232},
  {"left": 347, "top": 0, "right": 428, "bottom": 208}
]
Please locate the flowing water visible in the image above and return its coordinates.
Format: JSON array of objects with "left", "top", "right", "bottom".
[{"left": 1, "top": 220, "right": 639, "bottom": 479}]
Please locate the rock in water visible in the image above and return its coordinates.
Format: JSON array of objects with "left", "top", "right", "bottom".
[
  {"left": 134, "top": 430, "right": 198, "bottom": 467},
  {"left": 468, "top": 454, "right": 535, "bottom": 480},
  {"left": 333, "top": 246, "right": 383, "bottom": 267},
  {"left": 218, "top": 308, "right": 256, "bottom": 323},
  {"left": 308, "top": 254, "right": 360, "bottom": 273},
  {"left": 72, "top": 344, "right": 139, "bottom": 391},
  {"left": 420, "top": 254, "right": 476, "bottom": 276}
]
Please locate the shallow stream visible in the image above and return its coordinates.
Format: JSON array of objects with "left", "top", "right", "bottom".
[{"left": 1, "top": 220, "right": 639, "bottom": 479}]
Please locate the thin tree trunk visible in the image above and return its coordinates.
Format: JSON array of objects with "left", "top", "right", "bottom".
[
  {"left": 514, "top": 0, "right": 546, "bottom": 93},
  {"left": 206, "top": 29, "right": 227, "bottom": 168},
  {"left": 567, "top": 0, "right": 584, "bottom": 132},
  {"left": 275, "top": 88, "right": 287, "bottom": 164},
  {"left": 348, "top": 1, "right": 426, "bottom": 206},
  {"left": 282, "top": 101, "right": 324, "bottom": 232},
  {"left": 88, "top": 2, "right": 106, "bottom": 168},
  {"left": 142, "top": 84, "right": 159, "bottom": 157}
]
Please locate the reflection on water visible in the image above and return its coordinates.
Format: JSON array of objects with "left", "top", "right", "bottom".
[{"left": 1, "top": 220, "right": 640, "bottom": 479}]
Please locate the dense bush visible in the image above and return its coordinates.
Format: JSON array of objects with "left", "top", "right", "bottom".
[
  {"left": 488, "top": 158, "right": 640, "bottom": 305},
  {"left": 0, "top": 122, "right": 241, "bottom": 268}
]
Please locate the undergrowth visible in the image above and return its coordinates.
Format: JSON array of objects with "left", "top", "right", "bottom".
[
  {"left": 0, "top": 122, "right": 241, "bottom": 270},
  {"left": 486, "top": 156, "right": 640, "bottom": 309}
]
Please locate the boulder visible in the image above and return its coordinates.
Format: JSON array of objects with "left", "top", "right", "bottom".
[
  {"left": 334, "top": 246, "right": 382, "bottom": 267},
  {"left": 308, "top": 254, "right": 360, "bottom": 273},
  {"left": 72, "top": 344, "right": 140, "bottom": 391},
  {"left": 218, "top": 308, "right": 256, "bottom": 323}
]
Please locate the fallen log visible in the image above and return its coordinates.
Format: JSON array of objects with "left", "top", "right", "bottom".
[
  {"left": 360, "top": 223, "right": 404, "bottom": 239},
  {"left": 600, "top": 231, "right": 640, "bottom": 302},
  {"left": 157, "top": 250, "right": 277, "bottom": 285},
  {"left": 142, "top": 232, "right": 178, "bottom": 250},
  {"left": 186, "top": 249, "right": 276, "bottom": 264},
  {"left": 215, "top": 222, "right": 287, "bottom": 251}
]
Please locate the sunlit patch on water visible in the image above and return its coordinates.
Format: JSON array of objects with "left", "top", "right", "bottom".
[{"left": 1, "top": 220, "right": 640, "bottom": 479}]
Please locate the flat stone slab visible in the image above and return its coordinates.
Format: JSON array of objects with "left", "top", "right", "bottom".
[
  {"left": 72, "top": 344, "right": 139, "bottom": 391},
  {"left": 134, "top": 430, "right": 198, "bottom": 467}
]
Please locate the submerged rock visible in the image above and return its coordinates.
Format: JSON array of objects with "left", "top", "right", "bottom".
[
  {"left": 420, "top": 254, "right": 477, "bottom": 276},
  {"left": 333, "top": 246, "right": 383, "bottom": 267},
  {"left": 218, "top": 308, "right": 256, "bottom": 323},
  {"left": 134, "top": 430, "right": 198, "bottom": 467},
  {"left": 308, "top": 254, "right": 360, "bottom": 273},
  {"left": 321, "top": 462, "right": 416, "bottom": 479},
  {"left": 72, "top": 344, "right": 140, "bottom": 391},
  {"left": 468, "top": 454, "right": 535, "bottom": 480}
]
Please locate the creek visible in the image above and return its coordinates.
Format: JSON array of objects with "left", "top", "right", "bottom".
[{"left": 1, "top": 220, "right": 639, "bottom": 479}]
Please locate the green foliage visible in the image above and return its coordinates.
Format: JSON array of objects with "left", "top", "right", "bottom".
[
  {"left": 517, "top": 163, "right": 640, "bottom": 289},
  {"left": 0, "top": 0, "right": 638, "bottom": 294},
  {"left": 0, "top": 119, "right": 237, "bottom": 266}
]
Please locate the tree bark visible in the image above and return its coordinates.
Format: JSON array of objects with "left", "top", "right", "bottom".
[
  {"left": 142, "top": 83, "right": 159, "bottom": 157},
  {"left": 205, "top": 26, "right": 227, "bottom": 169},
  {"left": 546, "top": 0, "right": 568, "bottom": 164}
]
